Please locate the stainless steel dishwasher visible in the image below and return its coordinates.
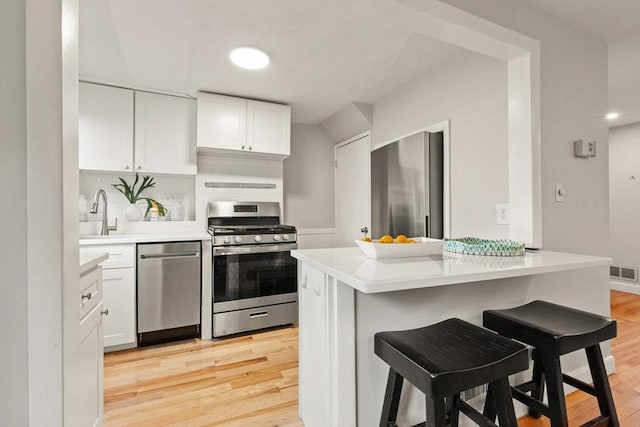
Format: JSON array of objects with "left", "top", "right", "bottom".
[{"left": 137, "top": 241, "right": 201, "bottom": 346}]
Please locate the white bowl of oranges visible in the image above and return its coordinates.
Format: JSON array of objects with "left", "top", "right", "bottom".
[{"left": 355, "top": 235, "right": 443, "bottom": 259}]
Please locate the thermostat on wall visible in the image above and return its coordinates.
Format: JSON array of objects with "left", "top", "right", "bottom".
[{"left": 574, "top": 139, "right": 596, "bottom": 158}]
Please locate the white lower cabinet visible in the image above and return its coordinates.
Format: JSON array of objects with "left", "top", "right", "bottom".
[
  {"left": 79, "top": 264, "right": 105, "bottom": 427},
  {"left": 80, "top": 244, "right": 136, "bottom": 350},
  {"left": 103, "top": 268, "right": 136, "bottom": 348},
  {"left": 299, "top": 263, "right": 329, "bottom": 427},
  {"left": 80, "top": 302, "right": 104, "bottom": 427}
]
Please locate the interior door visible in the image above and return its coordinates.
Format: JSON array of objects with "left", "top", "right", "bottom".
[{"left": 335, "top": 134, "right": 371, "bottom": 247}]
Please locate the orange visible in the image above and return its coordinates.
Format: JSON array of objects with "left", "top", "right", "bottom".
[
  {"left": 378, "top": 235, "right": 393, "bottom": 244},
  {"left": 394, "top": 234, "right": 408, "bottom": 243},
  {"left": 362, "top": 236, "right": 372, "bottom": 242},
  {"left": 406, "top": 238, "right": 416, "bottom": 243}
]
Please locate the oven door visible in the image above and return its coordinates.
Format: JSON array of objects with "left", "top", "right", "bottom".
[{"left": 213, "top": 243, "right": 298, "bottom": 313}]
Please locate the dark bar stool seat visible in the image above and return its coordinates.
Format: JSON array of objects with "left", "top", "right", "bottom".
[
  {"left": 483, "top": 300, "right": 619, "bottom": 427},
  {"left": 374, "top": 318, "right": 529, "bottom": 427}
]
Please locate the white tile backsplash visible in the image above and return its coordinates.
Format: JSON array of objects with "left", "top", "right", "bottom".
[{"left": 79, "top": 171, "right": 196, "bottom": 228}]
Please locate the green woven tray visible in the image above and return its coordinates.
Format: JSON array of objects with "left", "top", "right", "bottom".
[{"left": 442, "top": 237, "right": 525, "bottom": 257}]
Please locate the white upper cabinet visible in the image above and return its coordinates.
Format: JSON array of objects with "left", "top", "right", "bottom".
[
  {"left": 135, "top": 91, "right": 196, "bottom": 175},
  {"left": 197, "top": 92, "right": 290, "bottom": 159},
  {"left": 79, "top": 82, "right": 134, "bottom": 172},
  {"left": 197, "top": 93, "right": 247, "bottom": 151},
  {"left": 79, "top": 82, "right": 197, "bottom": 175},
  {"left": 247, "top": 100, "right": 291, "bottom": 156}
]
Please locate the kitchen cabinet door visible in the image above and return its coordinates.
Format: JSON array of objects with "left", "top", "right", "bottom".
[
  {"left": 247, "top": 99, "right": 291, "bottom": 156},
  {"left": 298, "top": 264, "right": 329, "bottom": 427},
  {"left": 197, "top": 93, "right": 247, "bottom": 151},
  {"left": 102, "top": 267, "right": 136, "bottom": 349},
  {"left": 79, "top": 82, "right": 134, "bottom": 172},
  {"left": 79, "top": 301, "right": 104, "bottom": 427},
  {"left": 135, "top": 92, "right": 196, "bottom": 175}
]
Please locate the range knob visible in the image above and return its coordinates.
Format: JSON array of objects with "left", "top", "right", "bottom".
[
  {"left": 223, "top": 236, "right": 231, "bottom": 244},
  {"left": 273, "top": 235, "right": 282, "bottom": 241},
  {"left": 234, "top": 236, "right": 243, "bottom": 243},
  {"left": 254, "top": 235, "right": 263, "bottom": 242},
  {"left": 282, "top": 234, "right": 290, "bottom": 241}
]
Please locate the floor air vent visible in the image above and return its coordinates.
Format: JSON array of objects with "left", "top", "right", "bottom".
[{"left": 610, "top": 265, "right": 638, "bottom": 283}]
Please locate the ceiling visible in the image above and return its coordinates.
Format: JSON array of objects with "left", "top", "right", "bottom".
[
  {"left": 80, "top": 0, "right": 640, "bottom": 128},
  {"left": 523, "top": 0, "right": 640, "bottom": 127},
  {"left": 79, "top": 0, "right": 463, "bottom": 124}
]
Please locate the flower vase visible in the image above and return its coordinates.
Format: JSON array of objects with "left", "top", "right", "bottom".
[{"left": 124, "top": 203, "right": 143, "bottom": 222}]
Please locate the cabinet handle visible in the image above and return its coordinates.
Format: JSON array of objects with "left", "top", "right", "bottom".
[
  {"left": 249, "top": 146, "right": 252, "bottom": 151},
  {"left": 101, "top": 309, "right": 109, "bottom": 316},
  {"left": 137, "top": 165, "right": 142, "bottom": 170},
  {"left": 241, "top": 145, "right": 245, "bottom": 150},
  {"left": 124, "top": 165, "right": 130, "bottom": 170},
  {"left": 81, "top": 293, "right": 92, "bottom": 302}
]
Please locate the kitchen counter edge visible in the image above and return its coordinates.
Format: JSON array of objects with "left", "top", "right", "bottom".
[
  {"left": 291, "top": 248, "right": 612, "bottom": 294},
  {"left": 79, "top": 232, "right": 211, "bottom": 246},
  {"left": 79, "top": 253, "right": 109, "bottom": 276}
]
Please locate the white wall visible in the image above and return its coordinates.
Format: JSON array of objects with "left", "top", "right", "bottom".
[
  {"left": 609, "top": 122, "right": 640, "bottom": 270},
  {"left": 609, "top": 34, "right": 640, "bottom": 127},
  {"left": 442, "top": 0, "right": 610, "bottom": 256},
  {"left": 284, "top": 124, "right": 336, "bottom": 248},
  {"left": 373, "top": 51, "right": 510, "bottom": 239},
  {"left": 0, "top": 1, "right": 29, "bottom": 424},
  {"left": 0, "top": 1, "right": 77, "bottom": 425}
]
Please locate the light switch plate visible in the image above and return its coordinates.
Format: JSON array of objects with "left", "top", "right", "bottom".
[{"left": 496, "top": 204, "right": 509, "bottom": 225}]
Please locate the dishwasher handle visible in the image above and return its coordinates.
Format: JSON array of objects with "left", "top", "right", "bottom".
[{"left": 139, "top": 252, "right": 200, "bottom": 260}]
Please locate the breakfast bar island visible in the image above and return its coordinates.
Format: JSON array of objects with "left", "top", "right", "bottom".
[{"left": 291, "top": 247, "right": 612, "bottom": 427}]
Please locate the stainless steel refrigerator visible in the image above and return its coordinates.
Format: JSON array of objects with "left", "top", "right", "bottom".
[{"left": 371, "top": 131, "right": 443, "bottom": 239}]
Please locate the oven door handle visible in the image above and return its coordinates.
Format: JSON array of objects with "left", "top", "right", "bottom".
[{"left": 213, "top": 243, "right": 298, "bottom": 256}]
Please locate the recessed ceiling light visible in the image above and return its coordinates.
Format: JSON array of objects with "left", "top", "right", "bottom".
[
  {"left": 229, "top": 47, "right": 270, "bottom": 70},
  {"left": 606, "top": 112, "right": 620, "bottom": 120}
]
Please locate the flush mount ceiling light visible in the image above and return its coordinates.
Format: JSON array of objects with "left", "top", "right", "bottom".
[
  {"left": 606, "top": 112, "right": 620, "bottom": 120},
  {"left": 229, "top": 47, "right": 270, "bottom": 70}
]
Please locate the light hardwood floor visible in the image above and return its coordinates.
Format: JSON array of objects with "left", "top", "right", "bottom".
[{"left": 105, "top": 291, "right": 640, "bottom": 426}]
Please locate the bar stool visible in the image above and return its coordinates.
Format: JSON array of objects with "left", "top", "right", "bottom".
[
  {"left": 374, "top": 318, "right": 529, "bottom": 427},
  {"left": 483, "top": 300, "right": 619, "bottom": 427}
]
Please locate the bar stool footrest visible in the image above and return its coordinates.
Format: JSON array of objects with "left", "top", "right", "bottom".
[
  {"left": 511, "top": 386, "right": 551, "bottom": 417},
  {"left": 455, "top": 398, "right": 499, "bottom": 427},
  {"left": 580, "top": 415, "right": 610, "bottom": 427},
  {"left": 513, "top": 380, "right": 538, "bottom": 394},
  {"left": 563, "top": 373, "right": 597, "bottom": 396}
]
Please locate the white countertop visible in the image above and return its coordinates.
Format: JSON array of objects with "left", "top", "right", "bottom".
[
  {"left": 79, "top": 231, "right": 211, "bottom": 246},
  {"left": 291, "top": 247, "right": 611, "bottom": 293},
  {"left": 79, "top": 252, "right": 109, "bottom": 275}
]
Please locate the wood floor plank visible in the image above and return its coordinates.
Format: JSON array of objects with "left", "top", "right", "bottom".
[{"left": 106, "top": 292, "right": 640, "bottom": 426}]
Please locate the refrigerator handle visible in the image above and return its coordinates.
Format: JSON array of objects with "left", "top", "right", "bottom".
[{"left": 425, "top": 215, "right": 430, "bottom": 238}]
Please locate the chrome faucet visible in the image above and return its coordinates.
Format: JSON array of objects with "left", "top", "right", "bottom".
[{"left": 89, "top": 189, "right": 118, "bottom": 235}]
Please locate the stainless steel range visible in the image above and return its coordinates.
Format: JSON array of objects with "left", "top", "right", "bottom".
[{"left": 208, "top": 201, "right": 298, "bottom": 337}]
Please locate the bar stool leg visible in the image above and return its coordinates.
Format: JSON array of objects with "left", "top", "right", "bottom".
[
  {"left": 448, "top": 394, "right": 460, "bottom": 427},
  {"left": 585, "top": 344, "right": 620, "bottom": 427},
  {"left": 529, "top": 351, "right": 546, "bottom": 418},
  {"left": 482, "top": 383, "right": 496, "bottom": 422},
  {"left": 425, "top": 396, "right": 447, "bottom": 427},
  {"left": 491, "top": 378, "right": 518, "bottom": 427},
  {"left": 379, "top": 368, "right": 404, "bottom": 427},
  {"left": 543, "top": 354, "right": 569, "bottom": 427}
]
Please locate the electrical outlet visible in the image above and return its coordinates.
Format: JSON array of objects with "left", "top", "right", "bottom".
[{"left": 496, "top": 204, "right": 509, "bottom": 225}]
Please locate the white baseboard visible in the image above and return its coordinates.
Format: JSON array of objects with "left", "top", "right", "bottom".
[{"left": 610, "top": 280, "right": 640, "bottom": 295}]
